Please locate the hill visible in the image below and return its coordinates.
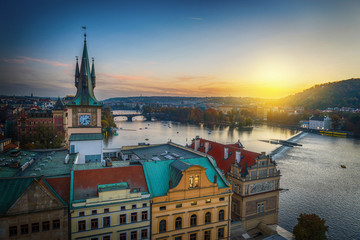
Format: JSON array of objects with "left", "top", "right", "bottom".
[{"left": 280, "top": 79, "right": 360, "bottom": 109}]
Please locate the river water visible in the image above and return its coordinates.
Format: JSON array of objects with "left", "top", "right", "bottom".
[{"left": 105, "top": 112, "right": 360, "bottom": 239}]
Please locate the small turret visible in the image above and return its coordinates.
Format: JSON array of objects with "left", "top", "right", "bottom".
[
  {"left": 91, "top": 57, "right": 96, "bottom": 89},
  {"left": 75, "top": 56, "right": 79, "bottom": 88}
]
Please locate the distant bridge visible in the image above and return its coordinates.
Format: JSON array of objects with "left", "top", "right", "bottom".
[{"left": 112, "top": 112, "right": 154, "bottom": 122}]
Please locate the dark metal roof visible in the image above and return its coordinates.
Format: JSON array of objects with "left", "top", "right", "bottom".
[
  {"left": 53, "top": 97, "right": 65, "bottom": 110},
  {"left": 69, "top": 133, "right": 103, "bottom": 141}
]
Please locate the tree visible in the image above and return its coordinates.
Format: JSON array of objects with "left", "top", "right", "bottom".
[{"left": 293, "top": 213, "right": 328, "bottom": 240}]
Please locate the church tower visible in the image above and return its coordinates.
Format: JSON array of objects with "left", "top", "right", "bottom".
[{"left": 66, "top": 32, "right": 103, "bottom": 164}]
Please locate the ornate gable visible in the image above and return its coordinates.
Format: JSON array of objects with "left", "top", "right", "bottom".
[{"left": 6, "top": 180, "right": 63, "bottom": 215}]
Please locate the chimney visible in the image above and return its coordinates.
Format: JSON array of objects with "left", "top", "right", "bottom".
[
  {"left": 224, "top": 147, "right": 229, "bottom": 159},
  {"left": 195, "top": 139, "right": 200, "bottom": 151},
  {"left": 236, "top": 151, "right": 241, "bottom": 163},
  {"left": 205, "top": 142, "right": 210, "bottom": 153}
]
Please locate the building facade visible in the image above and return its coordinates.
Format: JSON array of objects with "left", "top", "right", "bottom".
[
  {"left": 309, "top": 116, "right": 331, "bottom": 130},
  {"left": 70, "top": 165, "right": 151, "bottom": 240},
  {"left": 0, "top": 177, "right": 68, "bottom": 240},
  {"left": 125, "top": 143, "right": 232, "bottom": 240},
  {"left": 189, "top": 138, "right": 281, "bottom": 231}
]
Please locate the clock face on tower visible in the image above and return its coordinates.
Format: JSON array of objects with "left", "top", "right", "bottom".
[{"left": 79, "top": 114, "right": 91, "bottom": 126}]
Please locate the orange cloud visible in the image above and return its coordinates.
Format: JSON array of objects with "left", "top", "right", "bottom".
[{"left": 3, "top": 56, "right": 68, "bottom": 67}]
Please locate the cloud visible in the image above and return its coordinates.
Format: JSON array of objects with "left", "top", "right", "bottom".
[
  {"left": 189, "top": 17, "right": 203, "bottom": 20},
  {"left": 176, "top": 75, "right": 217, "bottom": 82},
  {"left": 2, "top": 56, "right": 68, "bottom": 67},
  {"left": 99, "top": 73, "right": 148, "bottom": 81}
]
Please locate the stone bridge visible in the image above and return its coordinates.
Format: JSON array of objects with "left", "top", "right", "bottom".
[{"left": 112, "top": 113, "right": 153, "bottom": 122}]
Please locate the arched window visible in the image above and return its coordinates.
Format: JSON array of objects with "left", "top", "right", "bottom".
[
  {"left": 175, "top": 217, "right": 182, "bottom": 230},
  {"left": 159, "top": 220, "right": 166, "bottom": 233},
  {"left": 219, "top": 210, "right": 224, "bottom": 221},
  {"left": 190, "top": 214, "right": 197, "bottom": 227},
  {"left": 205, "top": 212, "right": 211, "bottom": 224}
]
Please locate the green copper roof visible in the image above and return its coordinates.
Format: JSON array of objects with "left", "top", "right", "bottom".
[
  {"left": 68, "top": 35, "right": 101, "bottom": 107},
  {"left": 69, "top": 133, "right": 103, "bottom": 141},
  {"left": 98, "top": 182, "right": 129, "bottom": 192},
  {"left": 142, "top": 157, "right": 228, "bottom": 198},
  {"left": 0, "top": 177, "right": 34, "bottom": 215}
]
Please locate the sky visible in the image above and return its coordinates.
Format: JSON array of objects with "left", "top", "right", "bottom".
[{"left": 1, "top": 0, "right": 360, "bottom": 100}]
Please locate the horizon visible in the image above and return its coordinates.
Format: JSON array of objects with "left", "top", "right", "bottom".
[{"left": 2, "top": 0, "right": 360, "bottom": 99}]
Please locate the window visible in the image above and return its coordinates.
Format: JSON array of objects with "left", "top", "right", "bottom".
[
  {"left": 142, "top": 203, "right": 147, "bottom": 208},
  {"left": 219, "top": 197, "right": 225, "bottom": 201},
  {"left": 131, "top": 231, "right": 137, "bottom": 240},
  {"left": 206, "top": 199, "right": 211, "bottom": 203},
  {"left": 120, "top": 214, "right": 126, "bottom": 224},
  {"left": 103, "top": 236, "right": 110, "bottom": 240},
  {"left": 132, "top": 204, "right": 137, "bottom": 209},
  {"left": 104, "top": 208, "right": 110, "bottom": 213},
  {"left": 103, "top": 216, "right": 110, "bottom": 228},
  {"left": 159, "top": 220, "right": 166, "bottom": 233},
  {"left": 191, "top": 201, "right": 197, "bottom": 206},
  {"left": 251, "top": 171, "right": 257, "bottom": 179},
  {"left": 91, "top": 238, "right": 98, "bottom": 240},
  {"left": 205, "top": 212, "right": 211, "bottom": 224},
  {"left": 120, "top": 233, "right": 126, "bottom": 240},
  {"left": 189, "top": 176, "right": 194, "bottom": 188},
  {"left": 218, "top": 227, "right": 224, "bottom": 239},
  {"left": 141, "top": 229, "right": 148, "bottom": 239},
  {"left": 257, "top": 203, "right": 265, "bottom": 213},
  {"left": 175, "top": 217, "right": 182, "bottom": 229},
  {"left": 91, "top": 219, "right": 98, "bottom": 229},
  {"left": 219, "top": 210, "right": 225, "bottom": 221},
  {"left": 78, "top": 220, "right": 86, "bottom": 232},
  {"left": 20, "top": 224, "right": 28, "bottom": 235},
  {"left": 194, "top": 175, "right": 199, "bottom": 187},
  {"left": 190, "top": 214, "right": 197, "bottom": 227},
  {"left": 42, "top": 221, "right": 50, "bottom": 231},
  {"left": 79, "top": 211, "right": 85, "bottom": 216},
  {"left": 32, "top": 223, "right": 39, "bottom": 233},
  {"left": 142, "top": 211, "right": 148, "bottom": 221},
  {"left": 190, "top": 233, "right": 197, "bottom": 240},
  {"left": 175, "top": 237, "right": 182, "bottom": 240},
  {"left": 9, "top": 226, "right": 17, "bottom": 236},
  {"left": 160, "top": 206, "right": 166, "bottom": 211},
  {"left": 53, "top": 219, "right": 60, "bottom": 229},
  {"left": 176, "top": 203, "right": 182, "bottom": 208},
  {"left": 204, "top": 230, "right": 211, "bottom": 240},
  {"left": 121, "top": 206, "right": 126, "bottom": 211},
  {"left": 92, "top": 210, "right": 97, "bottom": 215},
  {"left": 131, "top": 212, "right": 137, "bottom": 223}
]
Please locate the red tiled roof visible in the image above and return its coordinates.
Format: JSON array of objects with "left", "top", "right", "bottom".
[
  {"left": 73, "top": 166, "right": 148, "bottom": 200},
  {"left": 189, "top": 138, "right": 260, "bottom": 174},
  {"left": 3, "top": 143, "right": 18, "bottom": 151},
  {"left": 46, "top": 177, "right": 71, "bottom": 204}
]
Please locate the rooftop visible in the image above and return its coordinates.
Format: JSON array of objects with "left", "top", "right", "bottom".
[
  {"left": 127, "top": 143, "right": 201, "bottom": 161},
  {"left": 69, "top": 133, "right": 103, "bottom": 141},
  {"left": 72, "top": 165, "right": 149, "bottom": 201},
  {"left": 0, "top": 150, "right": 73, "bottom": 178}
]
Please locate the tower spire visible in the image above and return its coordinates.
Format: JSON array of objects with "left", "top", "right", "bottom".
[
  {"left": 75, "top": 56, "right": 79, "bottom": 87},
  {"left": 91, "top": 57, "right": 96, "bottom": 89},
  {"left": 68, "top": 28, "right": 101, "bottom": 107}
]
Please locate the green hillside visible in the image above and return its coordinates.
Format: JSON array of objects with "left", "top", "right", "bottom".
[{"left": 280, "top": 79, "right": 360, "bottom": 109}]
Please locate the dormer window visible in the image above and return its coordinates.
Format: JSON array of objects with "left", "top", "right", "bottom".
[
  {"left": 189, "top": 176, "right": 194, "bottom": 188},
  {"left": 194, "top": 175, "right": 199, "bottom": 188}
]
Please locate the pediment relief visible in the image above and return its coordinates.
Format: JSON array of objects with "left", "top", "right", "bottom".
[{"left": 6, "top": 181, "right": 63, "bottom": 215}]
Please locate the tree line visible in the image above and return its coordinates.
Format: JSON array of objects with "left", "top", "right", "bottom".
[{"left": 142, "top": 105, "right": 254, "bottom": 128}]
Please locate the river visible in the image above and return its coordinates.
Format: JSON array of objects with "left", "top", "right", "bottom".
[{"left": 105, "top": 112, "right": 360, "bottom": 239}]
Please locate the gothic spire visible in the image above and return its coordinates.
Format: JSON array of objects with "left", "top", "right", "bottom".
[
  {"left": 68, "top": 31, "right": 101, "bottom": 107},
  {"left": 91, "top": 57, "right": 96, "bottom": 89},
  {"left": 75, "top": 56, "right": 79, "bottom": 88}
]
